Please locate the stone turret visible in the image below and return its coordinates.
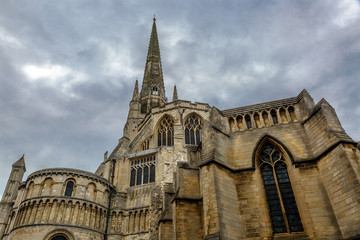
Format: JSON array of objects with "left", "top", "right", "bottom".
[
  {"left": 0, "top": 155, "right": 26, "bottom": 238},
  {"left": 1, "top": 155, "right": 26, "bottom": 203}
]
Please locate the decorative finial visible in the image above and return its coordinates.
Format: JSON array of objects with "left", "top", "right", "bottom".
[
  {"left": 172, "top": 85, "right": 178, "bottom": 101},
  {"left": 153, "top": 14, "right": 156, "bottom": 22}
]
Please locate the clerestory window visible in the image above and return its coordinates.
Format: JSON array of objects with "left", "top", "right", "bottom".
[
  {"left": 259, "top": 142, "right": 303, "bottom": 234},
  {"left": 184, "top": 114, "right": 203, "bottom": 145},
  {"left": 130, "top": 155, "right": 156, "bottom": 187},
  {"left": 64, "top": 180, "right": 74, "bottom": 197},
  {"left": 157, "top": 116, "right": 174, "bottom": 147}
]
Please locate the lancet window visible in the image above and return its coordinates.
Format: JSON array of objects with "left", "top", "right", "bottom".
[
  {"left": 157, "top": 116, "right": 174, "bottom": 147},
  {"left": 259, "top": 142, "right": 303, "bottom": 234},
  {"left": 130, "top": 155, "right": 156, "bottom": 187},
  {"left": 184, "top": 114, "right": 203, "bottom": 145}
]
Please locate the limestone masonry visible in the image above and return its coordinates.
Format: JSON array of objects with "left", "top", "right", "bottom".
[{"left": 1, "top": 18, "right": 360, "bottom": 240}]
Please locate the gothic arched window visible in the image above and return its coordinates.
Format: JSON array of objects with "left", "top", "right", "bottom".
[
  {"left": 157, "top": 116, "right": 174, "bottom": 146},
  {"left": 64, "top": 180, "right": 74, "bottom": 197},
  {"left": 184, "top": 114, "right": 203, "bottom": 145},
  {"left": 259, "top": 142, "right": 303, "bottom": 234}
]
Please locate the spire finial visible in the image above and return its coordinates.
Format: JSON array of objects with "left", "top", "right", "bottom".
[
  {"left": 132, "top": 79, "right": 139, "bottom": 101},
  {"left": 153, "top": 14, "right": 156, "bottom": 22}
]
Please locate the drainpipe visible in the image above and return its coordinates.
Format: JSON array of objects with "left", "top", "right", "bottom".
[{"left": 104, "top": 159, "right": 116, "bottom": 240}]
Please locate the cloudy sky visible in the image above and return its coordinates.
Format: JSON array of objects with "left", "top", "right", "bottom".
[{"left": 1, "top": 0, "right": 360, "bottom": 197}]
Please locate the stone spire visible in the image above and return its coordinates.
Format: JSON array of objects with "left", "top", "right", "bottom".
[
  {"left": 131, "top": 79, "right": 139, "bottom": 101},
  {"left": 172, "top": 85, "right": 178, "bottom": 101},
  {"left": 140, "top": 17, "right": 167, "bottom": 113},
  {"left": 12, "top": 154, "right": 26, "bottom": 171}
]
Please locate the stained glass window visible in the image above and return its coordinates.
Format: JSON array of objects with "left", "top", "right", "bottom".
[
  {"left": 64, "top": 181, "right": 74, "bottom": 197},
  {"left": 259, "top": 142, "right": 303, "bottom": 234},
  {"left": 184, "top": 114, "right": 203, "bottom": 145},
  {"left": 158, "top": 116, "right": 174, "bottom": 146}
]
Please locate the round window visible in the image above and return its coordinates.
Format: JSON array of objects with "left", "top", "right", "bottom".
[{"left": 51, "top": 236, "right": 68, "bottom": 240}]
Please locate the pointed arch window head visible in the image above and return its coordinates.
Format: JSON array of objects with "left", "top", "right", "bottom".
[
  {"left": 64, "top": 181, "right": 74, "bottom": 197},
  {"left": 259, "top": 142, "right": 303, "bottom": 234},
  {"left": 184, "top": 114, "right": 204, "bottom": 145},
  {"left": 158, "top": 116, "right": 174, "bottom": 147}
]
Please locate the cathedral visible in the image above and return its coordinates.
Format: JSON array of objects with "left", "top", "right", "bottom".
[{"left": 1, "top": 18, "right": 360, "bottom": 240}]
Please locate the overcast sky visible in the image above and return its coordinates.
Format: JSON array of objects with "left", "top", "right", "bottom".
[{"left": 1, "top": 0, "right": 360, "bottom": 197}]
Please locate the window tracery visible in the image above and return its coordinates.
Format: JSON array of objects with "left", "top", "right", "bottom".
[
  {"left": 184, "top": 114, "right": 203, "bottom": 145},
  {"left": 130, "top": 155, "right": 156, "bottom": 187},
  {"left": 259, "top": 142, "right": 303, "bottom": 234},
  {"left": 157, "top": 116, "right": 174, "bottom": 146}
]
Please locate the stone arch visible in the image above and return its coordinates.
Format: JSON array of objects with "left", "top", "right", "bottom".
[
  {"left": 236, "top": 115, "right": 244, "bottom": 130},
  {"left": 41, "top": 177, "right": 53, "bottom": 196},
  {"left": 86, "top": 182, "right": 97, "bottom": 201},
  {"left": 156, "top": 114, "right": 175, "bottom": 147},
  {"left": 288, "top": 106, "right": 296, "bottom": 121},
  {"left": 64, "top": 178, "right": 76, "bottom": 197},
  {"left": 262, "top": 111, "right": 270, "bottom": 127},
  {"left": 228, "top": 117, "right": 235, "bottom": 132},
  {"left": 270, "top": 109, "right": 278, "bottom": 125},
  {"left": 252, "top": 135, "right": 295, "bottom": 168},
  {"left": 254, "top": 112, "right": 261, "bottom": 128},
  {"left": 279, "top": 107, "right": 288, "bottom": 123},
  {"left": 103, "top": 189, "right": 109, "bottom": 206},
  {"left": 44, "top": 229, "right": 74, "bottom": 240},
  {"left": 245, "top": 114, "right": 252, "bottom": 129},
  {"left": 26, "top": 181, "right": 35, "bottom": 199}
]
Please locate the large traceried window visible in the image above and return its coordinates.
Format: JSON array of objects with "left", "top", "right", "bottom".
[
  {"left": 157, "top": 116, "right": 174, "bottom": 147},
  {"left": 130, "top": 155, "right": 156, "bottom": 187},
  {"left": 259, "top": 142, "right": 303, "bottom": 234},
  {"left": 184, "top": 114, "right": 203, "bottom": 145}
]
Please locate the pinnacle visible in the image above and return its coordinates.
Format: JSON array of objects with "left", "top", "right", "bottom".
[
  {"left": 132, "top": 79, "right": 139, "bottom": 101},
  {"left": 173, "top": 85, "right": 178, "bottom": 101}
]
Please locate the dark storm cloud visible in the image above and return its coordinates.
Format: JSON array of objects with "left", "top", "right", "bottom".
[{"left": 1, "top": 0, "right": 360, "bottom": 197}]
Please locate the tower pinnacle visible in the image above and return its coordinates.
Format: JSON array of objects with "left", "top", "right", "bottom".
[{"left": 173, "top": 85, "right": 178, "bottom": 101}]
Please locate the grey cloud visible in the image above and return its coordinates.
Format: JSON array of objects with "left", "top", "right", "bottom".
[{"left": 0, "top": 0, "right": 359, "bottom": 197}]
